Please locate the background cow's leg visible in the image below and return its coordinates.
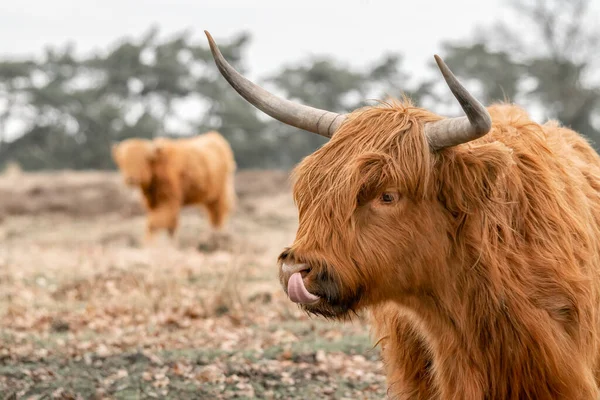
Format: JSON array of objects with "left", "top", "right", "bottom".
[
  {"left": 166, "top": 211, "right": 180, "bottom": 247},
  {"left": 143, "top": 218, "right": 156, "bottom": 245},
  {"left": 206, "top": 189, "right": 234, "bottom": 231},
  {"left": 200, "top": 190, "right": 234, "bottom": 251},
  {"left": 145, "top": 205, "right": 180, "bottom": 246},
  {"left": 372, "top": 306, "right": 436, "bottom": 399}
]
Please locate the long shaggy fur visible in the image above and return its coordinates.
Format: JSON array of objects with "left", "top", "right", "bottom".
[
  {"left": 285, "top": 100, "right": 600, "bottom": 398},
  {"left": 112, "top": 131, "right": 236, "bottom": 242}
]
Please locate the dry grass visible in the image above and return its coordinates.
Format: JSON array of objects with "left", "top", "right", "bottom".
[{"left": 0, "top": 170, "right": 385, "bottom": 399}]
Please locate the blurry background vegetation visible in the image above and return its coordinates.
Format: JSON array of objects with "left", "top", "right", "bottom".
[{"left": 0, "top": 0, "right": 599, "bottom": 170}]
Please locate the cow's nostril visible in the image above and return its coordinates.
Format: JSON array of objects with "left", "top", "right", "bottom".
[
  {"left": 300, "top": 268, "right": 311, "bottom": 279},
  {"left": 279, "top": 248, "right": 295, "bottom": 262}
]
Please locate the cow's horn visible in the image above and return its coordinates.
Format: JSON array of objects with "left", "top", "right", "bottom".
[
  {"left": 204, "top": 31, "right": 346, "bottom": 138},
  {"left": 424, "top": 55, "right": 492, "bottom": 150}
]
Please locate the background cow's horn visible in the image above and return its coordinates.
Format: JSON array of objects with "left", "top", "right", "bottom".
[
  {"left": 424, "top": 55, "right": 492, "bottom": 150},
  {"left": 204, "top": 31, "right": 345, "bottom": 138}
]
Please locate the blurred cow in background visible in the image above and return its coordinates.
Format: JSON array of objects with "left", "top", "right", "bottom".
[
  {"left": 112, "top": 131, "right": 236, "bottom": 245},
  {"left": 207, "top": 30, "right": 600, "bottom": 399}
]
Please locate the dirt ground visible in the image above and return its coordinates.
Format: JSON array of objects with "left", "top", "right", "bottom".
[{"left": 0, "top": 170, "right": 386, "bottom": 399}]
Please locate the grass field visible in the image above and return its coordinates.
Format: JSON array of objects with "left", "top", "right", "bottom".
[{"left": 0, "top": 169, "right": 386, "bottom": 399}]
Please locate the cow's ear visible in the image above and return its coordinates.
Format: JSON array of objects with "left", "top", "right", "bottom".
[{"left": 436, "top": 142, "right": 514, "bottom": 214}]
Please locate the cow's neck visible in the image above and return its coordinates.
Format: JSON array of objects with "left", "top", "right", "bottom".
[{"left": 389, "top": 253, "right": 582, "bottom": 398}]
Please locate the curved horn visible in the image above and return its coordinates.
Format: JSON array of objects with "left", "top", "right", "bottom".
[
  {"left": 425, "top": 55, "right": 492, "bottom": 150},
  {"left": 204, "top": 31, "right": 346, "bottom": 138}
]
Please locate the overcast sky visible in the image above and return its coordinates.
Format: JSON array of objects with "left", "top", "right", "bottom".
[{"left": 1, "top": 0, "right": 509, "bottom": 80}]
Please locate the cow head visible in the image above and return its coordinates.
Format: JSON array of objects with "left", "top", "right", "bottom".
[
  {"left": 111, "top": 138, "right": 154, "bottom": 187},
  {"left": 205, "top": 31, "right": 499, "bottom": 318}
]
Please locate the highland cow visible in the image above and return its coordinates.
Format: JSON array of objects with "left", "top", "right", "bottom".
[
  {"left": 206, "top": 31, "right": 600, "bottom": 399},
  {"left": 112, "top": 131, "right": 236, "bottom": 244}
]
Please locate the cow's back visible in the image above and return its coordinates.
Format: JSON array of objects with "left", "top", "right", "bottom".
[
  {"left": 485, "top": 104, "right": 600, "bottom": 375},
  {"left": 489, "top": 104, "right": 600, "bottom": 203},
  {"left": 178, "top": 131, "right": 236, "bottom": 205}
]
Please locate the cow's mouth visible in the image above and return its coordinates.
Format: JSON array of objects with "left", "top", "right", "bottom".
[
  {"left": 280, "top": 261, "right": 362, "bottom": 319},
  {"left": 287, "top": 272, "right": 320, "bottom": 304}
]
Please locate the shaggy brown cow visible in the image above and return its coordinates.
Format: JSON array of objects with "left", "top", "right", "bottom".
[
  {"left": 112, "top": 131, "right": 236, "bottom": 243},
  {"left": 206, "top": 31, "right": 600, "bottom": 398}
]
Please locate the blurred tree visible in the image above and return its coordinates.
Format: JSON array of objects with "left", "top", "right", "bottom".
[
  {"left": 0, "top": 59, "right": 36, "bottom": 151},
  {"left": 190, "top": 33, "right": 273, "bottom": 168},
  {"left": 266, "top": 57, "right": 367, "bottom": 163},
  {"left": 436, "top": 43, "right": 524, "bottom": 104},
  {"left": 266, "top": 53, "right": 430, "bottom": 165},
  {"left": 439, "top": 0, "right": 600, "bottom": 147},
  {"left": 0, "top": 28, "right": 270, "bottom": 170},
  {"left": 0, "top": 27, "right": 429, "bottom": 170}
]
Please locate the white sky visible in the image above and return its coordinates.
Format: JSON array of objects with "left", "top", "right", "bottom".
[{"left": 0, "top": 0, "right": 507, "bottom": 79}]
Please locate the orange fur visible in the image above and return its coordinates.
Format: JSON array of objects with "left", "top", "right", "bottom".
[
  {"left": 280, "top": 100, "right": 600, "bottom": 398},
  {"left": 112, "top": 131, "right": 236, "bottom": 243}
]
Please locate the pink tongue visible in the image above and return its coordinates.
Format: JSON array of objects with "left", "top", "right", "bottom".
[{"left": 287, "top": 272, "right": 320, "bottom": 304}]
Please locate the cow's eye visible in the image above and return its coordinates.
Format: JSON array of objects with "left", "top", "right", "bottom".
[{"left": 380, "top": 192, "right": 397, "bottom": 204}]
